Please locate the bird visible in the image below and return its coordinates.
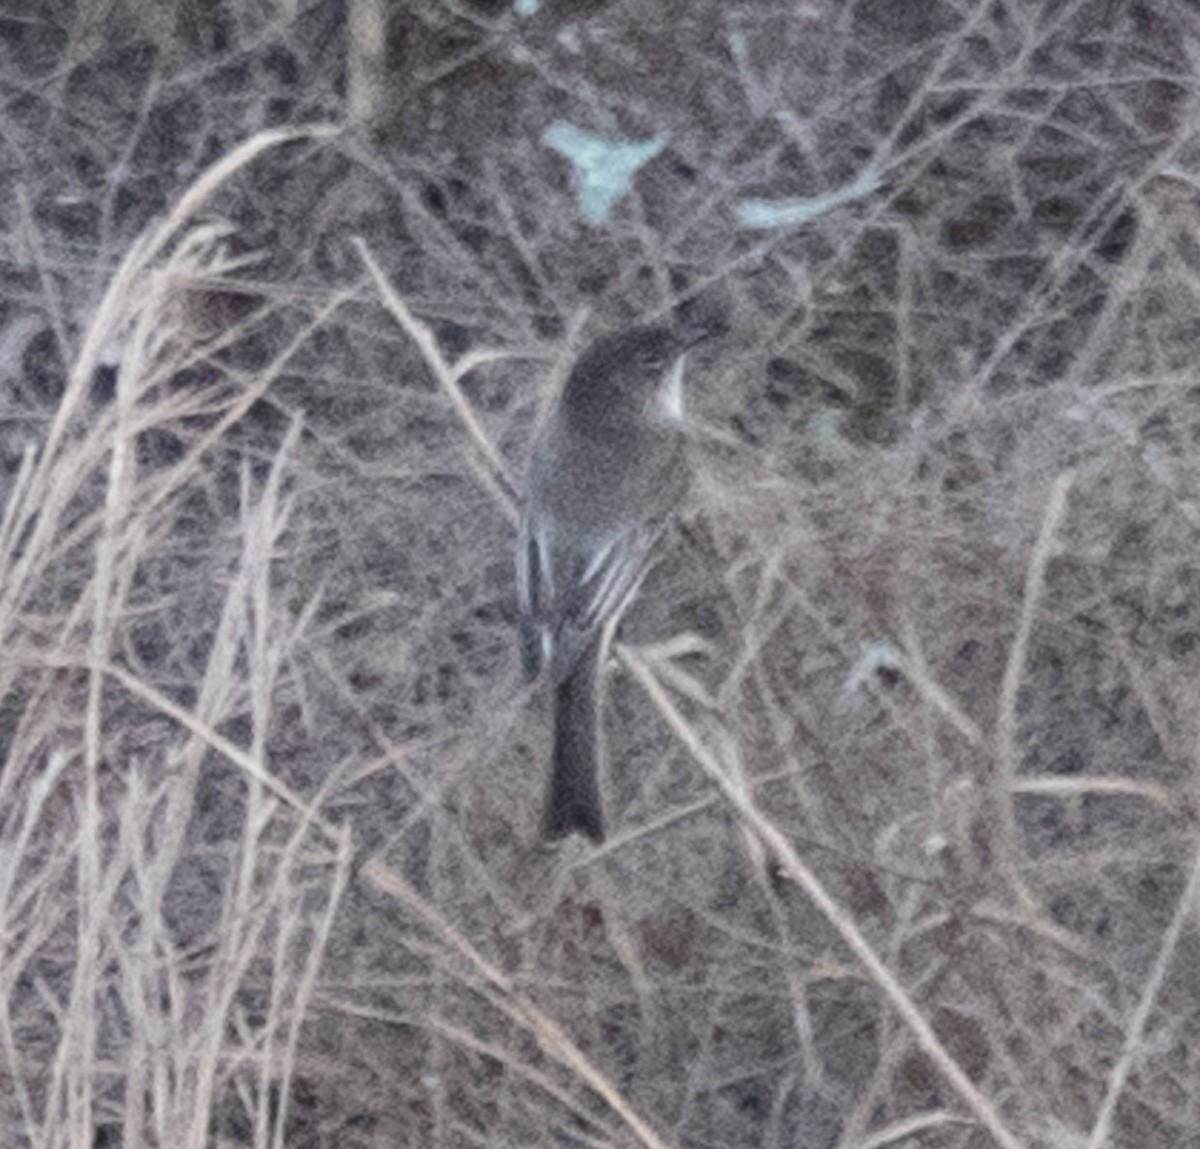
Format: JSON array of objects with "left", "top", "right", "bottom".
[{"left": 516, "top": 324, "right": 692, "bottom": 842}]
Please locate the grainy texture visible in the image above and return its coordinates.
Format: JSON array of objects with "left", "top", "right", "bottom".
[{"left": 3, "top": 3, "right": 1200, "bottom": 1148}]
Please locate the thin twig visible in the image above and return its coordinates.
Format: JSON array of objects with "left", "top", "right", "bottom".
[
  {"left": 1085, "top": 837, "right": 1200, "bottom": 1149},
  {"left": 621, "top": 647, "right": 1029, "bottom": 1149},
  {"left": 103, "top": 662, "right": 337, "bottom": 840},
  {"left": 352, "top": 236, "right": 521, "bottom": 519},
  {"left": 362, "top": 856, "right": 676, "bottom": 1149},
  {"left": 995, "top": 470, "right": 1075, "bottom": 909}
]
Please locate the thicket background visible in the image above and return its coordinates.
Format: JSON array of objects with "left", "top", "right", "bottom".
[{"left": 2, "top": 2, "right": 1200, "bottom": 1147}]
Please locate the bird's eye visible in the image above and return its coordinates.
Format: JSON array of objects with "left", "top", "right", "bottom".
[{"left": 640, "top": 348, "right": 670, "bottom": 370}]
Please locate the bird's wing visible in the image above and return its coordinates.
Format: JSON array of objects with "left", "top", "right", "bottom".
[{"left": 542, "top": 522, "right": 657, "bottom": 684}]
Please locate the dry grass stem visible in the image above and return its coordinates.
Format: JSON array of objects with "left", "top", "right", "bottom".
[
  {"left": 621, "top": 648, "right": 1029, "bottom": 1149},
  {"left": 6, "top": 7, "right": 1200, "bottom": 1147}
]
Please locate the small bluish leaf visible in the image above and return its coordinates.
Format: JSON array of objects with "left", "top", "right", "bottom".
[
  {"left": 737, "top": 165, "right": 880, "bottom": 230},
  {"left": 542, "top": 122, "right": 667, "bottom": 224}
]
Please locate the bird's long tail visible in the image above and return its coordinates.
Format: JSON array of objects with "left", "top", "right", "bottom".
[{"left": 544, "top": 645, "right": 605, "bottom": 843}]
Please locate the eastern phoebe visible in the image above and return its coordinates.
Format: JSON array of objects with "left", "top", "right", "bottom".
[{"left": 517, "top": 324, "right": 690, "bottom": 842}]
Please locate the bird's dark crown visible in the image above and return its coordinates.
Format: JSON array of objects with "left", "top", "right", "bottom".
[{"left": 559, "top": 326, "right": 679, "bottom": 431}]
